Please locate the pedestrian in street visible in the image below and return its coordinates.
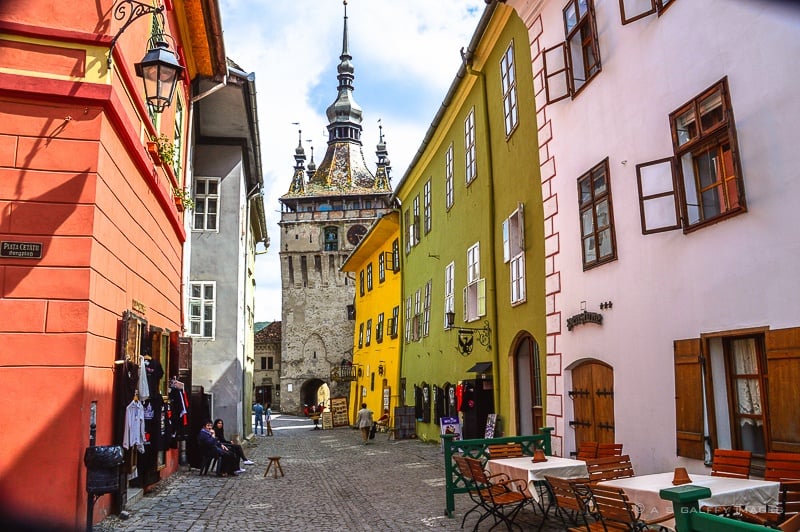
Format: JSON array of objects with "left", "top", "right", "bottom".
[
  {"left": 213, "top": 419, "right": 254, "bottom": 472},
  {"left": 355, "top": 403, "right": 373, "bottom": 445},
  {"left": 253, "top": 402, "right": 264, "bottom": 435},
  {"left": 265, "top": 402, "right": 274, "bottom": 436},
  {"left": 197, "top": 420, "right": 238, "bottom": 476}
]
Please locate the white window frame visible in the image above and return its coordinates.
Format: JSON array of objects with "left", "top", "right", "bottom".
[
  {"left": 365, "top": 318, "right": 372, "bottom": 346},
  {"left": 413, "top": 288, "right": 422, "bottom": 341},
  {"left": 405, "top": 297, "right": 413, "bottom": 342},
  {"left": 465, "top": 109, "right": 476, "bottom": 184},
  {"left": 193, "top": 177, "right": 220, "bottom": 231},
  {"left": 500, "top": 41, "right": 519, "bottom": 137},
  {"left": 445, "top": 143, "right": 454, "bottom": 209},
  {"left": 444, "top": 262, "right": 455, "bottom": 329},
  {"left": 503, "top": 204, "right": 526, "bottom": 304},
  {"left": 423, "top": 179, "right": 432, "bottom": 234},
  {"left": 464, "top": 243, "right": 485, "bottom": 322},
  {"left": 412, "top": 195, "right": 420, "bottom": 245},
  {"left": 423, "top": 280, "right": 431, "bottom": 337},
  {"left": 189, "top": 281, "right": 216, "bottom": 338}
]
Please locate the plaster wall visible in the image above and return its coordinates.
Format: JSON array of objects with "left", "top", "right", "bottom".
[{"left": 508, "top": 0, "right": 800, "bottom": 473}]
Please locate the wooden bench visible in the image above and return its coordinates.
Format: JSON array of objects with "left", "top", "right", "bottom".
[{"left": 487, "top": 443, "right": 524, "bottom": 459}]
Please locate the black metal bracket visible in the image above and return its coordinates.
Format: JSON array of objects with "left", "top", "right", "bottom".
[
  {"left": 108, "top": 0, "right": 165, "bottom": 67},
  {"left": 598, "top": 422, "right": 615, "bottom": 431},
  {"left": 568, "top": 389, "right": 590, "bottom": 398},
  {"left": 569, "top": 420, "right": 591, "bottom": 428},
  {"left": 452, "top": 321, "right": 492, "bottom": 356},
  {"left": 596, "top": 389, "right": 614, "bottom": 397}
]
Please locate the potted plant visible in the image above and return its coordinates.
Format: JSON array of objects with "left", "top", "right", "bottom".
[
  {"left": 155, "top": 134, "right": 176, "bottom": 168},
  {"left": 173, "top": 187, "right": 194, "bottom": 211}
]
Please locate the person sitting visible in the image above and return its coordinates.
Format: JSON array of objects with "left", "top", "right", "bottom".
[
  {"left": 213, "top": 419, "right": 254, "bottom": 473},
  {"left": 197, "top": 420, "right": 238, "bottom": 477},
  {"left": 376, "top": 408, "right": 390, "bottom": 431}
]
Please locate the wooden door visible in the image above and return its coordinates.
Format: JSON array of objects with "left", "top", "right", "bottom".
[{"left": 570, "top": 361, "right": 615, "bottom": 450}]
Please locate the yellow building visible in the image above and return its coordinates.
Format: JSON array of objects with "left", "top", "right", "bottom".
[{"left": 341, "top": 212, "right": 401, "bottom": 426}]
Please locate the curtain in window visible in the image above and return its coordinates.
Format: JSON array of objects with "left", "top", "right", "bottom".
[{"left": 732, "top": 338, "right": 761, "bottom": 426}]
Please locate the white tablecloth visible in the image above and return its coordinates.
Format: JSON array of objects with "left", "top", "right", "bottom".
[
  {"left": 486, "top": 456, "right": 588, "bottom": 500},
  {"left": 599, "top": 472, "right": 780, "bottom": 519}
]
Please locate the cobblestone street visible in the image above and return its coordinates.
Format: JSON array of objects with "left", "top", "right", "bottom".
[{"left": 96, "top": 415, "right": 565, "bottom": 531}]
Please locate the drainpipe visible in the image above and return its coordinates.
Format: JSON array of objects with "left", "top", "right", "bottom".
[{"left": 464, "top": 60, "right": 501, "bottom": 427}]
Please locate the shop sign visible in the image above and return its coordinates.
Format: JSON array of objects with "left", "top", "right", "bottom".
[
  {"left": 132, "top": 299, "right": 147, "bottom": 316},
  {"left": 566, "top": 310, "right": 603, "bottom": 331},
  {"left": 1, "top": 241, "right": 43, "bottom": 259}
]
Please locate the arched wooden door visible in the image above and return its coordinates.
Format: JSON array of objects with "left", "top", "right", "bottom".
[
  {"left": 570, "top": 361, "right": 615, "bottom": 448},
  {"left": 514, "top": 335, "right": 543, "bottom": 435}
]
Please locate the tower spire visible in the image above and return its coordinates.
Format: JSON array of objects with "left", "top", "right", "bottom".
[
  {"left": 375, "top": 120, "right": 392, "bottom": 189},
  {"left": 325, "top": 0, "right": 362, "bottom": 145}
]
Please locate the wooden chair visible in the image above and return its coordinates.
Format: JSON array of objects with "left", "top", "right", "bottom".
[
  {"left": 585, "top": 484, "right": 673, "bottom": 531},
  {"left": 453, "top": 455, "right": 512, "bottom": 530},
  {"left": 585, "top": 455, "right": 635, "bottom": 483},
  {"left": 765, "top": 452, "right": 800, "bottom": 482},
  {"left": 740, "top": 480, "right": 800, "bottom": 529},
  {"left": 710, "top": 449, "right": 752, "bottom": 479},
  {"left": 597, "top": 443, "right": 624, "bottom": 458},
  {"left": 463, "top": 456, "right": 532, "bottom": 531},
  {"left": 487, "top": 443, "right": 524, "bottom": 459},
  {"left": 577, "top": 441, "right": 599, "bottom": 461},
  {"left": 544, "top": 475, "right": 592, "bottom": 530}
]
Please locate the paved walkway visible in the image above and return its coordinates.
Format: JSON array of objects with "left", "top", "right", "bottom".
[{"left": 97, "top": 415, "right": 565, "bottom": 531}]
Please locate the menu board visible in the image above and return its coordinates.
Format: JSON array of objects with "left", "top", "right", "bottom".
[
  {"left": 330, "top": 396, "right": 350, "bottom": 427},
  {"left": 321, "top": 411, "right": 333, "bottom": 430}
]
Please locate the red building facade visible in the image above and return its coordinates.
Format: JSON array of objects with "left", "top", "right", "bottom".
[{"left": 0, "top": 0, "right": 224, "bottom": 528}]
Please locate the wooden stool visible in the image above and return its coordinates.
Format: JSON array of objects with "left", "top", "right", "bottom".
[{"left": 263, "top": 456, "right": 284, "bottom": 478}]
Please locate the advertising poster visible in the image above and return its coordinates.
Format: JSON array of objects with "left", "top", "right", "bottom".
[{"left": 440, "top": 416, "right": 461, "bottom": 451}]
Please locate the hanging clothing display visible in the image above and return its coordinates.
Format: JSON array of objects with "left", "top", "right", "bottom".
[
  {"left": 123, "top": 399, "right": 146, "bottom": 453},
  {"left": 138, "top": 359, "right": 150, "bottom": 401}
]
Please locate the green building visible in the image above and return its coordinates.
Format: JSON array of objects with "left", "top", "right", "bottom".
[{"left": 393, "top": 2, "right": 545, "bottom": 442}]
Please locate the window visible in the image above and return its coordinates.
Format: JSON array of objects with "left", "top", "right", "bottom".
[
  {"left": 358, "top": 323, "right": 364, "bottom": 348},
  {"left": 193, "top": 178, "right": 219, "bottom": 231},
  {"left": 405, "top": 297, "right": 413, "bottom": 342},
  {"left": 465, "top": 109, "right": 476, "bottom": 184},
  {"left": 365, "top": 319, "right": 372, "bottom": 346},
  {"left": 404, "top": 209, "right": 411, "bottom": 254},
  {"left": 378, "top": 252, "right": 386, "bottom": 283},
  {"left": 445, "top": 144, "right": 454, "bottom": 209},
  {"left": 392, "top": 239, "right": 400, "bottom": 271},
  {"left": 637, "top": 79, "right": 744, "bottom": 234},
  {"left": 674, "top": 327, "right": 800, "bottom": 460},
  {"left": 543, "top": 0, "right": 601, "bottom": 103},
  {"left": 464, "top": 243, "right": 486, "bottom": 322},
  {"left": 189, "top": 281, "right": 215, "bottom": 338},
  {"left": 444, "top": 262, "right": 455, "bottom": 329},
  {"left": 359, "top": 270, "right": 365, "bottom": 297},
  {"left": 267, "top": 356, "right": 274, "bottom": 370},
  {"left": 260, "top": 357, "right": 267, "bottom": 370},
  {"left": 423, "top": 180, "right": 432, "bottom": 234},
  {"left": 422, "top": 279, "right": 432, "bottom": 337},
  {"left": 500, "top": 41, "right": 519, "bottom": 137},
  {"left": 578, "top": 159, "right": 616, "bottom": 269},
  {"left": 412, "top": 195, "right": 420, "bottom": 246},
  {"left": 376, "top": 313, "right": 384, "bottom": 343},
  {"left": 391, "top": 306, "right": 399, "bottom": 338},
  {"left": 503, "top": 204, "right": 526, "bottom": 304},
  {"left": 671, "top": 79, "right": 744, "bottom": 230},
  {"left": 619, "top": 0, "right": 675, "bottom": 25},
  {"left": 367, "top": 263, "right": 373, "bottom": 291},
  {"left": 173, "top": 98, "right": 184, "bottom": 178},
  {"left": 324, "top": 227, "right": 338, "bottom": 251},
  {"left": 413, "top": 288, "right": 422, "bottom": 341}
]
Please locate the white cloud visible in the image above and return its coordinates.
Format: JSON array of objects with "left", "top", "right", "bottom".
[{"left": 218, "top": 0, "right": 484, "bottom": 321}]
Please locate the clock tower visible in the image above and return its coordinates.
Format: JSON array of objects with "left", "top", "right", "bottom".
[{"left": 277, "top": 1, "right": 394, "bottom": 415}]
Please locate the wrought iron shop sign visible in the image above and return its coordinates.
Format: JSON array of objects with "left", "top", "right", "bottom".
[
  {"left": 1, "top": 241, "right": 43, "bottom": 259},
  {"left": 566, "top": 310, "right": 603, "bottom": 331}
]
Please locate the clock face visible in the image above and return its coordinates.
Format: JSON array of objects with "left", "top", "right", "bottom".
[{"left": 347, "top": 224, "right": 367, "bottom": 245}]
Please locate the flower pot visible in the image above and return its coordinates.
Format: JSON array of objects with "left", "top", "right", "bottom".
[{"left": 147, "top": 141, "right": 163, "bottom": 166}]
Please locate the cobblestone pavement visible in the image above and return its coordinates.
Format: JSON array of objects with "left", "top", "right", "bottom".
[{"left": 97, "top": 415, "right": 568, "bottom": 531}]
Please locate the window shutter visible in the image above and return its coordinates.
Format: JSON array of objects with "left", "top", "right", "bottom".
[
  {"left": 765, "top": 327, "right": 800, "bottom": 453},
  {"left": 674, "top": 338, "right": 705, "bottom": 459},
  {"left": 502, "top": 218, "right": 510, "bottom": 263},
  {"left": 619, "top": 0, "right": 657, "bottom": 25},
  {"left": 543, "top": 42, "right": 571, "bottom": 104},
  {"left": 636, "top": 158, "right": 681, "bottom": 234},
  {"left": 517, "top": 202, "right": 525, "bottom": 252},
  {"left": 477, "top": 278, "right": 486, "bottom": 317},
  {"left": 463, "top": 286, "right": 468, "bottom": 322}
]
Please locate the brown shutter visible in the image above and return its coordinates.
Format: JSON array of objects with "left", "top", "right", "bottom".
[
  {"left": 766, "top": 327, "right": 800, "bottom": 453},
  {"left": 674, "top": 338, "right": 705, "bottom": 459}
]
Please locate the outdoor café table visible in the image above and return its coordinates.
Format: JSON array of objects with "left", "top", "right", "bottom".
[
  {"left": 486, "top": 456, "right": 588, "bottom": 503},
  {"left": 598, "top": 472, "right": 780, "bottom": 521}
]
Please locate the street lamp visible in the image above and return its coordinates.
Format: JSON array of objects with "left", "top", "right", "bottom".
[
  {"left": 134, "top": 40, "right": 184, "bottom": 113},
  {"left": 107, "top": 0, "right": 184, "bottom": 113},
  {"left": 445, "top": 310, "right": 492, "bottom": 356}
]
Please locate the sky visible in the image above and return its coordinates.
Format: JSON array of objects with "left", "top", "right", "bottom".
[{"left": 217, "top": 0, "right": 487, "bottom": 322}]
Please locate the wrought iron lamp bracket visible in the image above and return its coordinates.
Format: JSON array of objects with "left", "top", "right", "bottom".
[
  {"left": 455, "top": 321, "right": 492, "bottom": 356},
  {"left": 108, "top": 0, "right": 166, "bottom": 67}
]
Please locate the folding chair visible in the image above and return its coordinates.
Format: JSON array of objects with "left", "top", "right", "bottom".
[
  {"left": 585, "top": 484, "right": 673, "bottom": 531},
  {"left": 585, "top": 455, "right": 635, "bottom": 483},
  {"left": 710, "top": 449, "right": 752, "bottom": 479},
  {"left": 544, "top": 475, "right": 592, "bottom": 530},
  {"left": 577, "top": 441, "right": 599, "bottom": 461},
  {"left": 453, "top": 455, "right": 508, "bottom": 530},
  {"left": 597, "top": 443, "right": 624, "bottom": 458},
  {"left": 464, "top": 456, "right": 532, "bottom": 531}
]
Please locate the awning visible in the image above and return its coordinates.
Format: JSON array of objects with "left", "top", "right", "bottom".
[{"left": 466, "top": 362, "right": 492, "bottom": 373}]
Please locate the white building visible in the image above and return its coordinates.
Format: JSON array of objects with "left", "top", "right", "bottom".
[{"left": 507, "top": 0, "right": 800, "bottom": 474}]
